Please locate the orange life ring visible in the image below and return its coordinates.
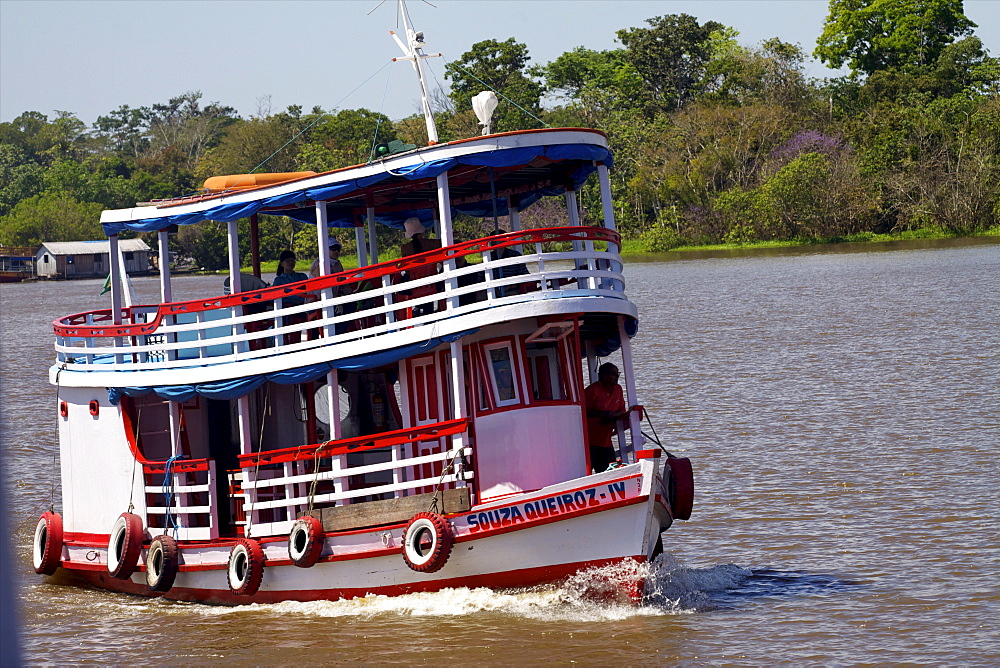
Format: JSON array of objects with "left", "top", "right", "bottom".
[
  {"left": 32, "top": 511, "right": 63, "bottom": 575},
  {"left": 146, "top": 534, "right": 179, "bottom": 592},
  {"left": 401, "top": 512, "right": 453, "bottom": 573},
  {"left": 228, "top": 538, "right": 265, "bottom": 596},
  {"left": 288, "top": 516, "right": 325, "bottom": 568},
  {"left": 668, "top": 457, "right": 694, "bottom": 521},
  {"left": 108, "top": 512, "right": 144, "bottom": 579}
]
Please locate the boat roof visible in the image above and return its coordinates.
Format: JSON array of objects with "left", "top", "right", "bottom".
[
  {"left": 39, "top": 239, "right": 151, "bottom": 255},
  {"left": 99, "top": 128, "right": 612, "bottom": 237}
]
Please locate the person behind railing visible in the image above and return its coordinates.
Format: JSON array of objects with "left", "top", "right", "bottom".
[
  {"left": 224, "top": 273, "right": 272, "bottom": 350},
  {"left": 397, "top": 218, "right": 443, "bottom": 317},
  {"left": 309, "top": 237, "right": 353, "bottom": 335},
  {"left": 585, "top": 363, "right": 628, "bottom": 473},
  {"left": 273, "top": 250, "right": 310, "bottom": 343},
  {"left": 309, "top": 237, "right": 344, "bottom": 278},
  {"left": 488, "top": 229, "right": 530, "bottom": 297}
]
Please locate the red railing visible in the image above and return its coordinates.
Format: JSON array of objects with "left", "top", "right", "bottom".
[
  {"left": 237, "top": 418, "right": 469, "bottom": 468},
  {"left": 53, "top": 226, "right": 619, "bottom": 338}
]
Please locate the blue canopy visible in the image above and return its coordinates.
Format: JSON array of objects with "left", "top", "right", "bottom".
[
  {"left": 102, "top": 143, "right": 612, "bottom": 236},
  {"left": 106, "top": 329, "right": 475, "bottom": 404}
]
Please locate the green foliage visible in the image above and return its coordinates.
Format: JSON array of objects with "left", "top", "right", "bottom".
[
  {"left": 445, "top": 38, "right": 544, "bottom": 132},
  {"left": 616, "top": 14, "right": 724, "bottom": 112},
  {"left": 0, "top": 9, "right": 996, "bottom": 255},
  {"left": 0, "top": 144, "right": 44, "bottom": 216},
  {"left": 815, "top": 0, "right": 975, "bottom": 75},
  {"left": 299, "top": 108, "right": 398, "bottom": 169},
  {"left": 0, "top": 192, "right": 104, "bottom": 246}
]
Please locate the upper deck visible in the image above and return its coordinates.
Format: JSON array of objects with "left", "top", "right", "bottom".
[{"left": 51, "top": 226, "right": 635, "bottom": 388}]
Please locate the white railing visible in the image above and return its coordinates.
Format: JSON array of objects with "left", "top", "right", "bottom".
[
  {"left": 235, "top": 418, "right": 471, "bottom": 537},
  {"left": 53, "top": 228, "right": 625, "bottom": 372},
  {"left": 142, "top": 458, "right": 219, "bottom": 541}
]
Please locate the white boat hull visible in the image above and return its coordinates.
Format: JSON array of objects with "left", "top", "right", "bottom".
[{"left": 57, "top": 461, "right": 671, "bottom": 604}]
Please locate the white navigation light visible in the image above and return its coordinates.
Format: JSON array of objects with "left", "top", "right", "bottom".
[{"left": 472, "top": 91, "right": 499, "bottom": 136}]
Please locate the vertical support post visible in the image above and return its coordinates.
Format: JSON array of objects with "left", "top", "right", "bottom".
[
  {"left": 585, "top": 340, "right": 598, "bottom": 385},
  {"left": 509, "top": 200, "right": 524, "bottom": 256},
  {"left": 249, "top": 214, "right": 261, "bottom": 278},
  {"left": 326, "top": 370, "right": 345, "bottom": 503},
  {"left": 597, "top": 162, "right": 621, "bottom": 286},
  {"left": 449, "top": 341, "right": 467, "bottom": 485},
  {"left": 108, "top": 234, "right": 124, "bottom": 364},
  {"left": 168, "top": 401, "right": 181, "bottom": 458},
  {"left": 565, "top": 188, "right": 581, "bottom": 227},
  {"left": 354, "top": 223, "right": 368, "bottom": 267},
  {"left": 158, "top": 229, "right": 172, "bottom": 303},
  {"left": 236, "top": 394, "right": 255, "bottom": 533},
  {"left": 167, "top": 400, "right": 185, "bottom": 532},
  {"left": 316, "top": 202, "right": 335, "bottom": 338},
  {"left": 227, "top": 220, "right": 246, "bottom": 354},
  {"left": 617, "top": 317, "right": 644, "bottom": 462},
  {"left": 596, "top": 164, "right": 617, "bottom": 233},
  {"left": 437, "top": 173, "right": 454, "bottom": 246},
  {"left": 315, "top": 202, "right": 331, "bottom": 275},
  {"left": 226, "top": 220, "right": 241, "bottom": 294},
  {"left": 367, "top": 206, "right": 379, "bottom": 264},
  {"left": 509, "top": 200, "right": 522, "bottom": 232},
  {"left": 436, "top": 172, "right": 459, "bottom": 308},
  {"left": 328, "top": 370, "right": 341, "bottom": 440},
  {"left": 565, "top": 188, "right": 588, "bottom": 289},
  {"left": 109, "top": 234, "right": 122, "bottom": 324}
]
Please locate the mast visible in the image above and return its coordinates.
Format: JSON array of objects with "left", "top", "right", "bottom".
[{"left": 390, "top": 0, "right": 441, "bottom": 144}]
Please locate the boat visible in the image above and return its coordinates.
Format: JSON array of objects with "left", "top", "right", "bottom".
[
  {"left": 32, "top": 1, "right": 693, "bottom": 605},
  {"left": 0, "top": 246, "right": 37, "bottom": 282}
]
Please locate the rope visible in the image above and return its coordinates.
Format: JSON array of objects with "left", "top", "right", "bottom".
[
  {"left": 162, "top": 453, "right": 188, "bottom": 539},
  {"left": 368, "top": 61, "right": 396, "bottom": 163},
  {"left": 243, "top": 385, "right": 271, "bottom": 539},
  {"left": 235, "top": 61, "right": 394, "bottom": 188},
  {"left": 425, "top": 438, "right": 467, "bottom": 515},
  {"left": 127, "top": 403, "right": 142, "bottom": 513},
  {"left": 14, "top": 498, "right": 52, "bottom": 536}
]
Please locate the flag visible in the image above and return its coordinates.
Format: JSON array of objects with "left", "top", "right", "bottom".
[{"left": 100, "top": 272, "right": 111, "bottom": 295}]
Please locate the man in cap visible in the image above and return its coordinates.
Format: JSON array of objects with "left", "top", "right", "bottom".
[{"left": 310, "top": 237, "right": 344, "bottom": 278}]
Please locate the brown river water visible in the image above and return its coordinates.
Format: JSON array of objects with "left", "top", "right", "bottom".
[{"left": 2, "top": 237, "right": 998, "bottom": 664}]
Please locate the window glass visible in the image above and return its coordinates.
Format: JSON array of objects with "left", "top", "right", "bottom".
[
  {"left": 526, "top": 342, "right": 567, "bottom": 401},
  {"left": 484, "top": 343, "right": 519, "bottom": 407}
]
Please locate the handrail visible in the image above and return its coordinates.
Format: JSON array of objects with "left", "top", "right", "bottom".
[
  {"left": 141, "top": 458, "right": 212, "bottom": 474},
  {"left": 53, "top": 226, "right": 618, "bottom": 338},
  {"left": 237, "top": 417, "right": 469, "bottom": 468}
]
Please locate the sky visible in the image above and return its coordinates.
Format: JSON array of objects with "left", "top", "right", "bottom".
[{"left": 2, "top": 0, "right": 998, "bottom": 126}]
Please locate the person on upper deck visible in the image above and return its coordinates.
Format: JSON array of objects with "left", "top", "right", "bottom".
[
  {"left": 488, "top": 228, "right": 529, "bottom": 297},
  {"left": 309, "top": 237, "right": 344, "bottom": 278},
  {"left": 584, "top": 362, "right": 628, "bottom": 473},
  {"left": 273, "top": 250, "right": 308, "bottom": 308},
  {"left": 400, "top": 217, "right": 441, "bottom": 257}
]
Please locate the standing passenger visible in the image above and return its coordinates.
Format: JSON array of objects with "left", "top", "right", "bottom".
[{"left": 584, "top": 362, "right": 628, "bottom": 473}]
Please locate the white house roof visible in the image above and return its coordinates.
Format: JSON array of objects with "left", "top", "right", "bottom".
[{"left": 38, "top": 239, "right": 150, "bottom": 256}]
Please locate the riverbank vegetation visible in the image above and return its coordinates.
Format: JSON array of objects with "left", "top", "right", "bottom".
[{"left": 1, "top": 0, "right": 997, "bottom": 268}]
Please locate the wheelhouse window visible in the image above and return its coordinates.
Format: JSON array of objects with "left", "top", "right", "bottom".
[
  {"left": 525, "top": 342, "right": 567, "bottom": 401},
  {"left": 483, "top": 341, "right": 519, "bottom": 407}
]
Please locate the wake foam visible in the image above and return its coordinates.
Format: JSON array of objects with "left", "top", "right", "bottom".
[{"left": 192, "top": 555, "right": 752, "bottom": 621}]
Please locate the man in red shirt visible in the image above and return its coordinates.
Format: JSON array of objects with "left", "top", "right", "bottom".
[{"left": 584, "top": 363, "right": 628, "bottom": 473}]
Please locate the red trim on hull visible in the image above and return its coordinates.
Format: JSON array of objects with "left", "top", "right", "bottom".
[{"left": 66, "top": 555, "right": 646, "bottom": 605}]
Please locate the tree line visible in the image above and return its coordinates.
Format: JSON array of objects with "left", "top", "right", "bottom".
[{"left": 1, "top": 0, "right": 997, "bottom": 268}]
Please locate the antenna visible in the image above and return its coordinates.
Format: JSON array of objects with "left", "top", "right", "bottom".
[{"left": 386, "top": 0, "right": 442, "bottom": 144}]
